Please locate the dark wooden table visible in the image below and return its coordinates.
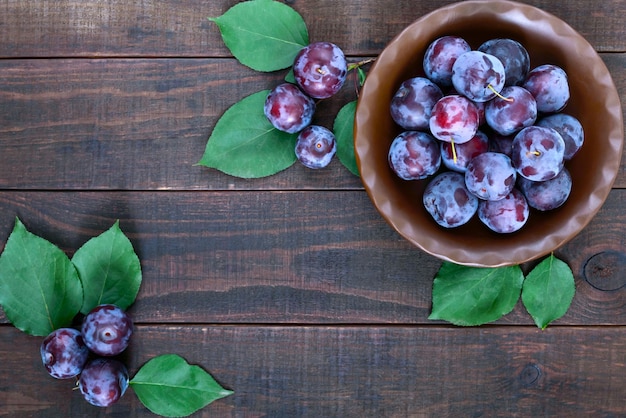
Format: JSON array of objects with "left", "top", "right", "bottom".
[{"left": 0, "top": 1, "right": 625, "bottom": 416}]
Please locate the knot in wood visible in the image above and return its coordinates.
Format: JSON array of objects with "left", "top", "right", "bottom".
[
  {"left": 583, "top": 251, "right": 626, "bottom": 291},
  {"left": 519, "top": 364, "right": 541, "bottom": 386}
]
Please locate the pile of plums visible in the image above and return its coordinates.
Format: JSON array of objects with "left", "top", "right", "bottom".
[
  {"left": 388, "top": 36, "right": 583, "bottom": 233},
  {"left": 40, "top": 304, "right": 133, "bottom": 407},
  {"left": 263, "top": 41, "right": 348, "bottom": 169}
]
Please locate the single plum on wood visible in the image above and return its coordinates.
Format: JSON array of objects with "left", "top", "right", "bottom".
[
  {"left": 40, "top": 328, "right": 89, "bottom": 379},
  {"left": 81, "top": 304, "right": 133, "bottom": 357},
  {"left": 264, "top": 83, "right": 315, "bottom": 134},
  {"left": 295, "top": 125, "right": 337, "bottom": 169},
  {"left": 79, "top": 358, "right": 129, "bottom": 407},
  {"left": 293, "top": 41, "right": 348, "bottom": 99}
]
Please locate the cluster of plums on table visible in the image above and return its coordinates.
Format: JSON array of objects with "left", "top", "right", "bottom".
[
  {"left": 40, "top": 304, "right": 133, "bottom": 407},
  {"left": 388, "top": 36, "right": 584, "bottom": 233},
  {"left": 263, "top": 41, "right": 348, "bottom": 169}
]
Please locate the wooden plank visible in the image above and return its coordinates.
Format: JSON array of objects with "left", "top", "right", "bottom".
[
  {"left": 1, "top": 324, "right": 625, "bottom": 416},
  {"left": 0, "top": 190, "right": 624, "bottom": 326},
  {"left": 0, "top": 58, "right": 364, "bottom": 190},
  {"left": 0, "top": 55, "right": 624, "bottom": 191},
  {"left": 0, "top": 1, "right": 624, "bottom": 58}
]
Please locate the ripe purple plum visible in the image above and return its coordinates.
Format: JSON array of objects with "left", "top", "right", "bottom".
[
  {"left": 518, "top": 167, "right": 572, "bottom": 211},
  {"left": 478, "top": 188, "right": 529, "bottom": 233},
  {"left": 511, "top": 126, "right": 565, "bottom": 181},
  {"left": 522, "top": 64, "right": 570, "bottom": 113},
  {"left": 388, "top": 131, "right": 441, "bottom": 180},
  {"left": 423, "top": 171, "right": 479, "bottom": 228},
  {"left": 423, "top": 36, "right": 471, "bottom": 87},
  {"left": 451, "top": 51, "right": 506, "bottom": 102},
  {"left": 441, "top": 130, "right": 489, "bottom": 173},
  {"left": 478, "top": 38, "right": 530, "bottom": 86},
  {"left": 429, "top": 95, "right": 480, "bottom": 144},
  {"left": 81, "top": 304, "right": 133, "bottom": 356},
  {"left": 485, "top": 86, "right": 537, "bottom": 136},
  {"left": 40, "top": 328, "right": 89, "bottom": 379},
  {"left": 536, "top": 113, "right": 584, "bottom": 160},
  {"left": 390, "top": 77, "right": 443, "bottom": 131},
  {"left": 295, "top": 125, "right": 337, "bottom": 169},
  {"left": 79, "top": 358, "right": 129, "bottom": 407},
  {"left": 293, "top": 42, "right": 347, "bottom": 99},
  {"left": 264, "top": 83, "right": 315, "bottom": 134},
  {"left": 465, "top": 152, "right": 517, "bottom": 201}
]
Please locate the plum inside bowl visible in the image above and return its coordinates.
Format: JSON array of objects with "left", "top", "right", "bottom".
[{"left": 354, "top": 0, "right": 623, "bottom": 267}]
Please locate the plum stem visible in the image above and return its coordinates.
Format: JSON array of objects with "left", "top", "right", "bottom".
[
  {"left": 347, "top": 58, "right": 376, "bottom": 72},
  {"left": 451, "top": 138, "right": 458, "bottom": 164},
  {"left": 488, "top": 84, "right": 514, "bottom": 102}
]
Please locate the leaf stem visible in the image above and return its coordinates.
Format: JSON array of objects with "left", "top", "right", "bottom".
[{"left": 347, "top": 57, "right": 376, "bottom": 72}]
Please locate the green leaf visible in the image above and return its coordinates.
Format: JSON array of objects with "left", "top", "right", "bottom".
[
  {"left": 209, "top": 0, "right": 309, "bottom": 72},
  {"left": 333, "top": 100, "right": 360, "bottom": 176},
  {"left": 284, "top": 67, "right": 296, "bottom": 84},
  {"left": 429, "top": 262, "right": 524, "bottom": 326},
  {"left": 522, "top": 254, "right": 575, "bottom": 329},
  {"left": 0, "top": 218, "right": 82, "bottom": 336},
  {"left": 357, "top": 67, "right": 367, "bottom": 86},
  {"left": 130, "top": 354, "right": 234, "bottom": 417},
  {"left": 198, "top": 90, "right": 298, "bottom": 178},
  {"left": 71, "top": 221, "right": 141, "bottom": 314}
]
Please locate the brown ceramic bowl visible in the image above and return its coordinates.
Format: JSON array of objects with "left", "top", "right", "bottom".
[{"left": 354, "top": 0, "right": 623, "bottom": 267}]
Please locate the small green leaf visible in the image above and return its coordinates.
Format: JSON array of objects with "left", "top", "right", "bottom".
[
  {"left": 334, "top": 100, "right": 359, "bottom": 176},
  {"left": 198, "top": 90, "right": 298, "bottom": 178},
  {"left": 71, "top": 221, "right": 141, "bottom": 314},
  {"left": 284, "top": 67, "right": 296, "bottom": 84},
  {"left": 522, "top": 254, "right": 575, "bottom": 329},
  {"left": 357, "top": 68, "right": 367, "bottom": 86},
  {"left": 429, "top": 262, "right": 524, "bottom": 326},
  {"left": 130, "top": 354, "right": 234, "bottom": 417},
  {"left": 209, "top": 0, "right": 309, "bottom": 72},
  {"left": 0, "top": 218, "right": 82, "bottom": 336}
]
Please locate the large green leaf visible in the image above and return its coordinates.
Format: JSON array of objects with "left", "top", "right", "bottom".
[
  {"left": 429, "top": 262, "right": 524, "bottom": 326},
  {"left": 0, "top": 218, "right": 82, "bottom": 336},
  {"left": 209, "top": 0, "right": 309, "bottom": 72},
  {"left": 130, "top": 354, "right": 234, "bottom": 417},
  {"left": 198, "top": 90, "right": 298, "bottom": 178},
  {"left": 71, "top": 221, "right": 141, "bottom": 314},
  {"left": 522, "top": 254, "right": 575, "bottom": 329},
  {"left": 334, "top": 100, "right": 360, "bottom": 176}
]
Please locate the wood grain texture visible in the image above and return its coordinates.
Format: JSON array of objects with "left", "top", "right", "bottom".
[
  {"left": 0, "top": 58, "right": 365, "bottom": 190},
  {"left": 2, "top": 325, "right": 626, "bottom": 417},
  {"left": 0, "top": 0, "right": 624, "bottom": 58},
  {"left": 0, "top": 190, "right": 624, "bottom": 326},
  {"left": 0, "top": 55, "right": 623, "bottom": 190}
]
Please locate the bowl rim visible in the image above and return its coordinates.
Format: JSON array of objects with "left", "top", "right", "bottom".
[{"left": 354, "top": 0, "right": 624, "bottom": 267}]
